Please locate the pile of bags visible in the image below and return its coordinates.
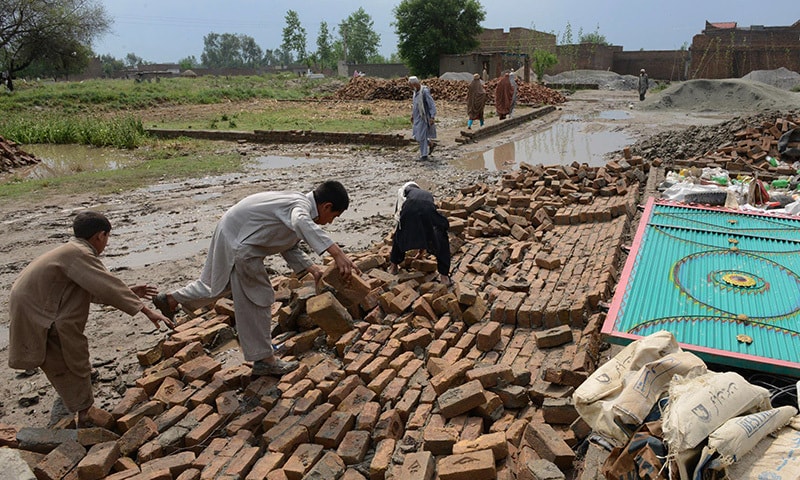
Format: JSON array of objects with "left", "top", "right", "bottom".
[{"left": 574, "top": 331, "right": 799, "bottom": 479}]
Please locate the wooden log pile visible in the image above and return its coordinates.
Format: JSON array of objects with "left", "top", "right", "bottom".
[
  {"left": 333, "top": 76, "right": 566, "bottom": 105},
  {"left": 1, "top": 158, "right": 647, "bottom": 479},
  {"left": 0, "top": 135, "right": 39, "bottom": 173}
]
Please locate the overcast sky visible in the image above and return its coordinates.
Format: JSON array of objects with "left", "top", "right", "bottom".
[{"left": 92, "top": 0, "right": 798, "bottom": 63}]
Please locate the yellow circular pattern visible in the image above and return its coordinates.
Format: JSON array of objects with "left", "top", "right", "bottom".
[{"left": 722, "top": 273, "right": 756, "bottom": 287}]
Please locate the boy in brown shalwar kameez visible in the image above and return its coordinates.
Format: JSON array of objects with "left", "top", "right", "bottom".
[{"left": 8, "top": 211, "right": 173, "bottom": 427}]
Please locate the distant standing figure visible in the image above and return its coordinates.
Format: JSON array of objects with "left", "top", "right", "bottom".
[
  {"left": 409, "top": 76, "right": 437, "bottom": 161},
  {"left": 466, "top": 73, "right": 486, "bottom": 129},
  {"left": 481, "top": 66, "right": 489, "bottom": 83},
  {"left": 389, "top": 182, "right": 451, "bottom": 285},
  {"left": 495, "top": 72, "right": 514, "bottom": 120},
  {"left": 638, "top": 69, "right": 649, "bottom": 101}
]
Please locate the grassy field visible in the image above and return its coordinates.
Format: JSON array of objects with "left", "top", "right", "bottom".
[
  {"left": 0, "top": 73, "right": 408, "bottom": 148},
  {"left": 0, "top": 73, "right": 410, "bottom": 199}
]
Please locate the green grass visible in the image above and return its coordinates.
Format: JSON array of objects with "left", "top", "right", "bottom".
[
  {"left": 0, "top": 73, "right": 341, "bottom": 112},
  {"left": 0, "top": 114, "right": 146, "bottom": 148},
  {"left": 149, "top": 105, "right": 409, "bottom": 133},
  {"left": 0, "top": 141, "right": 243, "bottom": 201}
]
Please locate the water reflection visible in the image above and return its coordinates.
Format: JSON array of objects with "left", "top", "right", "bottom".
[{"left": 455, "top": 115, "right": 632, "bottom": 171}]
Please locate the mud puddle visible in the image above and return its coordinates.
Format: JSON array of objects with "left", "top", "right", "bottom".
[
  {"left": 15, "top": 144, "right": 139, "bottom": 178},
  {"left": 454, "top": 110, "right": 633, "bottom": 171}
]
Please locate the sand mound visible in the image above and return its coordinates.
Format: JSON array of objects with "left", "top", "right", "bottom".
[
  {"left": 741, "top": 67, "right": 800, "bottom": 91},
  {"left": 641, "top": 78, "right": 800, "bottom": 112},
  {"left": 543, "top": 69, "right": 639, "bottom": 90},
  {"left": 440, "top": 72, "right": 474, "bottom": 82}
]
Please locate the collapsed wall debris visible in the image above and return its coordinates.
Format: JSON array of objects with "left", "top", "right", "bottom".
[
  {"left": 333, "top": 76, "right": 567, "bottom": 106},
  {"left": 0, "top": 135, "right": 39, "bottom": 174},
  {"left": 0, "top": 154, "right": 645, "bottom": 479}
]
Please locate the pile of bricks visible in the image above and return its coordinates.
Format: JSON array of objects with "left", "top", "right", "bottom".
[
  {"left": 634, "top": 114, "right": 800, "bottom": 180},
  {"left": 0, "top": 135, "right": 39, "bottom": 173},
  {"left": 0, "top": 156, "right": 646, "bottom": 479},
  {"left": 332, "top": 77, "right": 566, "bottom": 106}
]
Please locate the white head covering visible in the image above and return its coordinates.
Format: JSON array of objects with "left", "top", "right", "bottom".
[
  {"left": 408, "top": 76, "right": 420, "bottom": 84},
  {"left": 394, "top": 181, "right": 419, "bottom": 223}
]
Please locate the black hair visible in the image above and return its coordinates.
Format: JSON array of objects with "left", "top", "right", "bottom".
[
  {"left": 73, "top": 211, "right": 111, "bottom": 239},
  {"left": 314, "top": 180, "right": 349, "bottom": 212}
]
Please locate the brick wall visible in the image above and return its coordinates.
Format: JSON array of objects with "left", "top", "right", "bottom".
[
  {"left": 613, "top": 50, "right": 690, "bottom": 81},
  {"left": 689, "top": 22, "right": 800, "bottom": 78}
]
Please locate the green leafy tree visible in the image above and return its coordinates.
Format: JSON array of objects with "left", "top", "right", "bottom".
[
  {"left": 19, "top": 41, "right": 92, "bottom": 79},
  {"left": 338, "top": 8, "right": 380, "bottom": 64},
  {"left": 125, "top": 52, "right": 143, "bottom": 68},
  {"left": 0, "top": 0, "right": 111, "bottom": 76},
  {"left": 393, "top": 0, "right": 485, "bottom": 78},
  {"left": 100, "top": 54, "right": 125, "bottom": 76},
  {"left": 532, "top": 50, "right": 558, "bottom": 82},
  {"left": 580, "top": 30, "right": 609, "bottom": 46},
  {"left": 281, "top": 10, "right": 307, "bottom": 64},
  {"left": 316, "top": 21, "right": 335, "bottom": 70},
  {"left": 201, "top": 32, "right": 255, "bottom": 68},
  {"left": 178, "top": 55, "right": 198, "bottom": 70},
  {"left": 240, "top": 35, "right": 263, "bottom": 67}
]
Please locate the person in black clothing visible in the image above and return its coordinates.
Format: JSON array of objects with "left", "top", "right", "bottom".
[{"left": 389, "top": 182, "right": 451, "bottom": 285}]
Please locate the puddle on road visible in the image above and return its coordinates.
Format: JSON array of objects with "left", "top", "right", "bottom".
[
  {"left": 13, "top": 144, "right": 138, "bottom": 179},
  {"left": 454, "top": 110, "right": 633, "bottom": 171}
]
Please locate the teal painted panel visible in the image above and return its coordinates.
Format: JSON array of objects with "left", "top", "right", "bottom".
[{"left": 605, "top": 201, "right": 800, "bottom": 376}]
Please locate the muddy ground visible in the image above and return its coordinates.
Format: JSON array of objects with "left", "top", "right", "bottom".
[{"left": 0, "top": 89, "right": 734, "bottom": 428}]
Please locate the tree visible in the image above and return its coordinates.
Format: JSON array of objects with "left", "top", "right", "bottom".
[
  {"left": 201, "top": 32, "right": 263, "bottom": 68},
  {"left": 338, "top": 8, "right": 380, "bottom": 64},
  {"left": 125, "top": 52, "right": 143, "bottom": 68},
  {"left": 240, "top": 35, "right": 263, "bottom": 67},
  {"left": 281, "top": 10, "right": 307, "bottom": 64},
  {"left": 532, "top": 50, "right": 557, "bottom": 83},
  {"left": 316, "top": 21, "right": 335, "bottom": 70},
  {"left": 178, "top": 55, "right": 198, "bottom": 70},
  {"left": 580, "top": 29, "right": 609, "bottom": 46},
  {"left": 393, "top": 0, "right": 485, "bottom": 78},
  {"left": 1, "top": 0, "right": 111, "bottom": 76},
  {"left": 100, "top": 54, "right": 125, "bottom": 76}
]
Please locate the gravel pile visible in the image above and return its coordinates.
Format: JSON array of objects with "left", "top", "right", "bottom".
[
  {"left": 641, "top": 78, "right": 800, "bottom": 112},
  {"left": 741, "top": 67, "right": 800, "bottom": 91},
  {"left": 543, "top": 69, "right": 640, "bottom": 90}
]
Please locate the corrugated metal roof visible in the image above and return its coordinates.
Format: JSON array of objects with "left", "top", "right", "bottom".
[{"left": 603, "top": 199, "right": 800, "bottom": 377}]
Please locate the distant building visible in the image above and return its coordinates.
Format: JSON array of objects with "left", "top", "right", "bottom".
[{"left": 689, "top": 20, "right": 800, "bottom": 78}]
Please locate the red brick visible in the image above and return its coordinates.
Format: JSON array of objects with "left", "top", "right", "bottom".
[
  {"left": 522, "top": 421, "right": 575, "bottom": 470},
  {"left": 355, "top": 402, "right": 381, "bottom": 431},
  {"left": 396, "top": 451, "right": 435, "bottom": 480},
  {"left": 298, "top": 403, "right": 335, "bottom": 438},
  {"left": 337, "top": 385, "right": 377, "bottom": 415},
  {"left": 465, "top": 364, "right": 515, "bottom": 389},
  {"left": 437, "top": 449, "right": 495, "bottom": 480},
  {"left": 34, "top": 440, "right": 86, "bottom": 480},
  {"left": 283, "top": 443, "right": 324, "bottom": 480},
  {"left": 315, "top": 411, "right": 355, "bottom": 448},
  {"left": 225, "top": 406, "right": 267, "bottom": 436},
  {"left": 245, "top": 452, "right": 285, "bottom": 480},
  {"left": 368, "top": 439, "right": 395, "bottom": 480},
  {"left": 118, "top": 417, "right": 159, "bottom": 456},
  {"left": 453, "top": 431, "right": 508, "bottom": 460},
  {"left": 373, "top": 409, "right": 403, "bottom": 443},
  {"left": 437, "top": 380, "right": 486, "bottom": 419},
  {"left": 430, "top": 359, "right": 474, "bottom": 395},
  {"left": 185, "top": 413, "right": 225, "bottom": 447},
  {"left": 76, "top": 441, "right": 120, "bottom": 480},
  {"left": 178, "top": 355, "right": 222, "bottom": 382},
  {"left": 328, "top": 375, "right": 363, "bottom": 406},
  {"left": 268, "top": 425, "right": 309, "bottom": 454},
  {"left": 423, "top": 426, "right": 459, "bottom": 455},
  {"left": 303, "top": 451, "right": 346, "bottom": 479},
  {"left": 337, "top": 430, "right": 371, "bottom": 465}
]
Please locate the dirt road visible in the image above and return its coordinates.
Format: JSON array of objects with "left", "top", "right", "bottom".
[{"left": 0, "top": 89, "right": 732, "bottom": 428}]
